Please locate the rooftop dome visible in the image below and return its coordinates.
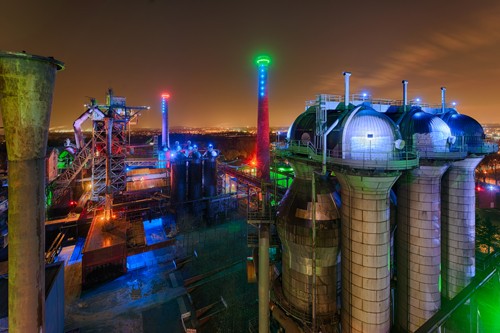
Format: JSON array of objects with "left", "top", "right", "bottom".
[
  {"left": 341, "top": 107, "right": 400, "bottom": 160},
  {"left": 401, "top": 110, "right": 452, "bottom": 153},
  {"left": 441, "top": 110, "right": 484, "bottom": 148}
]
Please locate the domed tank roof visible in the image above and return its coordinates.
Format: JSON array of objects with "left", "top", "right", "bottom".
[
  {"left": 400, "top": 110, "right": 451, "bottom": 152},
  {"left": 341, "top": 107, "right": 400, "bottom": 160},
  {"left": 287, "top": 110, "right": 315, "bottom": 143},
  {"left": 441, "top": 111, "right": 484, "bottom": 137},
  {"left": 441, "top": 110, "right": 484, "bottom": 147}
]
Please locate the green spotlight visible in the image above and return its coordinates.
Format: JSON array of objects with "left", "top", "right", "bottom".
[{"left": 256, "top": 55, "right": 271, "bottom": 66}]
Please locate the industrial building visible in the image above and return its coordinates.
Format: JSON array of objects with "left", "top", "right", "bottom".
[{"left": 0, "top": 51, "right": 499, "bottom": 333}]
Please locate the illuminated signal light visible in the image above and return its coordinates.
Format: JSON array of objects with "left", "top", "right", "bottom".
[{"left": 161, "top": 93, "right": 171, "bottom": 100}]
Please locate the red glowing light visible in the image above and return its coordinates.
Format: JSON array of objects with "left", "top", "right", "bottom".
[
  {"left": 476, "top": 186, "right": 483, "bottom": 192},
  {"left": 161, "top": 93, "right": 171, "bottom": 100},
  {"left": 250, "top": 158, "right": 257, "bottom": 167}
]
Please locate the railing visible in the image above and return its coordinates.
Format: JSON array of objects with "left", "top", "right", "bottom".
[{"left": 283, "top": 140, "right": 419, "bottom": 171}]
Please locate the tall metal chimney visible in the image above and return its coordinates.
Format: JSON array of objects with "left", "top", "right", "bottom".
[
  {"left": 441, "top": 87, "right": 446, "bottom": 113},
  {"left": 255, "top": 55, "right": 271, "bottom": 333},
  {"left": 0, "top": 51, "right": 63, "bottom": 333},
  {"left": 343, "top": 71, "right": 351, "bottom": 109},
  {"left": 402, "top": 80, "right": 408, "bottom": 112},
  {"left": 256, "top": 56, "right": 271, "bottom": 182},
  {"left": 161, "top": 93, "right": 170, "bottom": 149}
]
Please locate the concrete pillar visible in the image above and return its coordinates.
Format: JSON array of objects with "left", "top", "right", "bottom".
[
  {"left": 396, "top": 164, "right": 449, "bottom": 332},
  {"left": 335, "top": 170, "right": 400, "bottom": 333},
  {"left": 0, "top": 52, "right": 63, "bottom": 333},
  {"left": 441, "top": 157, "right": 483, "bottom": 299},
  {"left": 258, "top": 224, "right": 270, "bottom": 333}
]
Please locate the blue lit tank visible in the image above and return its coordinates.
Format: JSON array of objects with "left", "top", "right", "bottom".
[
  {"left": 188, "top": 149, "right": 202, "bottom": 201},
  {"left": 170, "top": 152, "right": 186, "bottom": 203},
  {"left": 203, "top": 144, "right": 218, "bottom": 197},
  {"left": 441, "top": 110, "right": 484, "bottom": 150},
  {"left": 400, "top": 108, "right": 452, "bottom": 153}
]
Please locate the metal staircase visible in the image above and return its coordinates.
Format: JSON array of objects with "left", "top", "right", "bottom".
[{"left": 53, "top": 140, "right": 92, "bottom": 190}]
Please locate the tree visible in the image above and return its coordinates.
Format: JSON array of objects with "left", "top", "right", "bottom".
[{"left": 476, "top": 211, "right": 500, "bottom": 254}]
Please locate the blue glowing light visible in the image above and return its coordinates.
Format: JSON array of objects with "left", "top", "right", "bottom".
[
  {"left": 363, "top": 93, "right": 367, "bottom": 97},
  {"left": 261, "top": 81, "right": 264, "bottom": 85},
  {"left": 261, "top": 75, "right": 264, "bottom": 78},
  {"left": 416, "top": 98, "right": 421, "bottom": 102},
  {"left": 260, "top": 92, "right": 264, "bottom": 97},
  {"left": 488, "top": 185, "right": 495, "bottom": 191},
  {"left": 452, "top": 102, "right": 457, "bottom": 106}
]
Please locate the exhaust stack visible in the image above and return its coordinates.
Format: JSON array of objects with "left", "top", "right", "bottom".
[
  {"left": 403, "top": 80, "right": 408, "bottom": 111},
  {"left": 343, "top": 71, "right": 351, "bottom": 109},
  {"left": 0, "top": 51, "right": 63, "bottom": 333},
  {"left": 441, "top": 87, "right": 446, "bottom": 113}
]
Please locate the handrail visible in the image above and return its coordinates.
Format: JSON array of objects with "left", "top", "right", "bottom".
[{"left": 283, "top": 140, "right": 419, "bottom": 171}]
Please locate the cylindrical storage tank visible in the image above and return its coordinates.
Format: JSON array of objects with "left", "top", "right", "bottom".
[
  {"left": 276, "top": 160, "right": 340, "bottom": 320},
  {"left": 441, "top": 157, "right": 483, "bottom": 299},
  {"left": 0, "top": 51, "right": 63, "bottom": 333},
  {"left": 170, "top": 154, "right": 187, "bottom": 203},
  {"left": 396, "top": 165, "right": 449, "bottom": 332},
  {"left": 335, "top": 170, "right": 400, "bottom": 333},
  {"left": 203, "top": 156, "right": 217, "bottom": 197},
  {"left": 188, "top": 154, "right": 202, "bottom": 201}
]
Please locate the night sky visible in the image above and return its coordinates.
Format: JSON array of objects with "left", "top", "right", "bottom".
[{"left": 2, "top": 0, "right": 500, "bottom": 130}]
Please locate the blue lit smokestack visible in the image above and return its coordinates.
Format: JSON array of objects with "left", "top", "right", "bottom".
[
  {"left": 403, "top": 80, "right": 408, "bottom": 111},
  {"left": 161, "top": 93, "right": 170, "bottom": 149}
]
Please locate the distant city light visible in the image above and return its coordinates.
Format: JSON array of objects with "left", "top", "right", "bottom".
[
  {"left": 362, "top": 93, "right": 367, "bottom": 97},
  {"left": 416, "top": 98, "right": 421, "bottom": 102},
  {"left": 452, "top": 101, "right": 457, "bottom": 106},
  {"left": 161, "top": 93, "right": 170, "bottom": 99}
]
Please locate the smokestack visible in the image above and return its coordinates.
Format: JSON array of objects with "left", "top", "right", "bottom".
[
  {"left": 441, "top": 87, "right": 446, "bottom": 113},
  {"left": 255, "top": 54, "right": 271, "bottom": 333},
  {"left": 0, "top": 51, "right": 63, "bottom": 333},
  {"left": 343, "top": 71, "right": 351, "bottom": 109},
  {"left": 256, "top": 55, "right": 271, "bottom": 182},
  {"left": 402, "top": 80, "right": 408, "bottom": 111},
  {"left": 161, "top": 93, "right": 170, "bottom": 149}
]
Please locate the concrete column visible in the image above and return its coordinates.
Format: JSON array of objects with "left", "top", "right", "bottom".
[
  {"left": 335, "top": 170, "right": 400, "bottom": 333},
  {"left": 258, "top": 223, "right": 270, "bottom": 333},
  {"left": 441, "top": 157, "right": 483, "bottom": 300},
  {"left": 0, "top": 52, "right": 63, "bottom": 333},
  {"left": 396, "top": 164, "right": 449, "bottom": 332}
]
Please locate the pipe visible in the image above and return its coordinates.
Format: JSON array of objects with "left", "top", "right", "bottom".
[
  {"left": 0, "top": 51, "right": 63, "bottom": 333},
  {"left": 258, "top": 223, "right": 270, "bottom": 333},
  {"left": 322, "top": 119, "right": 339, "bottom": 174},
  {"left": 403, "top": 80, "right": 408, "bottom": 112},
  {"left": 441, "top": 87, "right": 446, "bottom": 113},
  {"left": 311, "top": 172, "right": 317, "bottom": 332},
  {"left": 270, "top": 302, "right": 304, "bottom": 333},
  {"left": 343, "top": 72, "right": 351, "bottom": 109}
]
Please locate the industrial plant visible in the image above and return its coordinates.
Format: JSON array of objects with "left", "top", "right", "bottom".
[{"left": 0, "top": 50, "right": 499, "bottom": 333}]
